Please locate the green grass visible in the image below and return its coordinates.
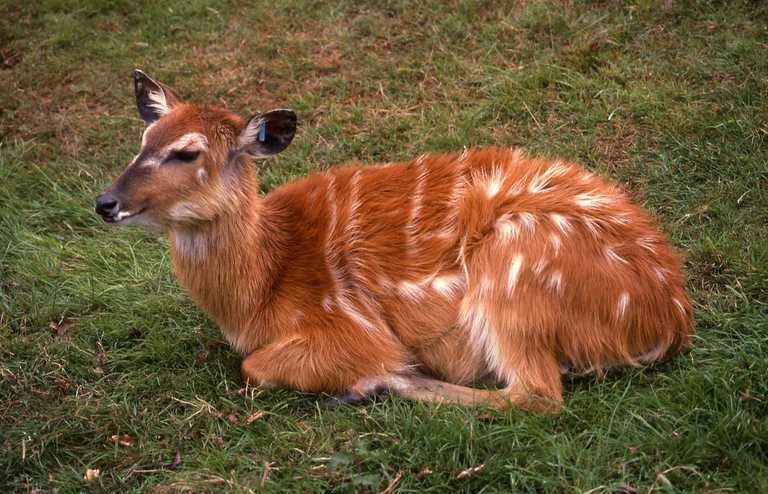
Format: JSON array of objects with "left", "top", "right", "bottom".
[{"left": 2, "top": 0, "right": 767, "bottom": 491}]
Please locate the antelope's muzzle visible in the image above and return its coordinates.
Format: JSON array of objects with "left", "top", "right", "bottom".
[{"left": 95, "top": 192, "right": 121, "bottom": 223}]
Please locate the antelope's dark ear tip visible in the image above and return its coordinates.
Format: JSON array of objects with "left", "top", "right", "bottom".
[
  {"left": 272, "top": 109, "right": 297, "bottom": 125},
  {"left": 278, "top": 109, "right": 298, "bottom": 132},
  {"left": 133, "top": 70, "right": 150, "bottom": 94},
  {"left": 265, "top": 108, "right": 298, "bottom": 140},
  {"left": 284, "top": 109, "right": 297, "bottom": 121}
]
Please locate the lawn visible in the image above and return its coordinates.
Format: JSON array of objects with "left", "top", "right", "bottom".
[{"left": 1, "top": 0, "right": 767, "bottom": 492}]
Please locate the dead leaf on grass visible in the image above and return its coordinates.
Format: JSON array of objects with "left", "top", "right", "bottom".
[
  {"left": 84, "top": 468, "right": 100, "bottom": 481},
  {"left": 0, "top": 47, "right": 21, "bottom": 69},
  {"left": 165, "top": 451, "right": 182, "bottom": 470},
  {"left": 456, "top": 464, "right": 485, "bottom": 480},
  {"left": 477, "top": 411, "right": 501, "bottom": 423},
  {"left": 616, "top": 484, "right": 637, "bottom": 494},
  {"left": 169, "top": 451, "right": 182, "bottom": 470},
  {"left": 740, "top": 389, "right": 762, "bottom": 402},
  {"left": 110, "top": 434, "right": 134, "bottom": 447},
  {"left": 261, "top": 461, "right": 276, "bottom": 486},
  {"left": 245, "top": 411, "right": 265, "bottom": 425},
  {"left": 53, "top": 375, "right": 72, "bottom": 393},
  {"left": 49, "top": 318, "right": 74, "bottom": 338}
]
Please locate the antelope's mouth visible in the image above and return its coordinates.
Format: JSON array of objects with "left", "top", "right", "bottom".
[{"left": 103, "top": 208, "right": 145, "bottom": 224}]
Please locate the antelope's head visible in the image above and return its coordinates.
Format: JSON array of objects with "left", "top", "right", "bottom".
[{"left": 95, "top": 70, "right": 296, "bottom": 228}]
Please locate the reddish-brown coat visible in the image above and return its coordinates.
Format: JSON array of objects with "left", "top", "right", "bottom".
[{"left": 105, "top": 100, "right": 693, "bottom": 412}]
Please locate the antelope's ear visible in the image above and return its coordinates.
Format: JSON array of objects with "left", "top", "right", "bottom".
[
  {"left": 237, "top": 109, "right": 297, "bottom": 158},
  {"left": 133, "top": 69, "right": 182, "bottom": 124}
]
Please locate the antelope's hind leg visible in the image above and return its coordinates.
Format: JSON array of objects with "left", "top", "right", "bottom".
[
  {"left": 327, "top": 368, "right": 561, "bottom": 413},
  {"left": 459, "top": 285, "right": 566, "bottom": 413},
  {"left": 241, "top": 337, "right": 509, "bottom": 409},
  {"left": 495, "top": 345, "right": 564, "bottom": 414},
  {"left": 333, "top": 374, "right": 511, "bottom": 409},
  {"left": 462, "top": 304, "right": 565, "bottom": 414}
]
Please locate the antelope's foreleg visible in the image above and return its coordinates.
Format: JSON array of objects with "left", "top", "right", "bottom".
[{"left": 240, "top": 326, "right": 409, "bottom": 395}]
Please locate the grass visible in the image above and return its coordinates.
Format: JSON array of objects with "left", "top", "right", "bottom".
[{"left": 1, "top": 0, "right": 767, "bottom": 491}]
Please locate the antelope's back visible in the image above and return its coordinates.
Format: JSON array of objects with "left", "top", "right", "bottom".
[{"left": 265, "top": 147, "right": 693, "bottom": 365}]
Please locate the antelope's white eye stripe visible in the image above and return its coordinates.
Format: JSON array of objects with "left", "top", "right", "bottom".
[
  {"left": 167, "top": 132, "right": 209, "bottom": 153},
  {"left": 138, "top": 157, "right": 161, "bottom": 169},
  {"left": 136, "top": 132, "right": 207, "bottom": 168}
]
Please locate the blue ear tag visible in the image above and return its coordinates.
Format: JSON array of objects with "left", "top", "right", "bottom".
[{"left": 258, "top": 124, "right": 267, "bottom": 143}]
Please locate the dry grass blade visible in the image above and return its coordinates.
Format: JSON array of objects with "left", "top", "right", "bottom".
[
  {"left": 151, "top": 472, "right": 256, "bottom": 494},
  {"left": 380, "top": 470, "right": 404, "bottom": 494}
]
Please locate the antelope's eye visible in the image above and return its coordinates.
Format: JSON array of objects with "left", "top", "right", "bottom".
[{"left": 164, "top": 149, "right": 200, "bottom": 164}]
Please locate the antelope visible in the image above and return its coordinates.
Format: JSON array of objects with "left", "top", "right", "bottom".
[{"left": 95, "top": 70, "right": 693, "bottom": 413}]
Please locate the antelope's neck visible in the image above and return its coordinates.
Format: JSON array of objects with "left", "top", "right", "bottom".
[{"left": 169, "top": 197, "right": 287, "bottom": 353}]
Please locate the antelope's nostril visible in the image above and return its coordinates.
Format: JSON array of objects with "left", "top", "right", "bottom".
[{"left": 95, "top": 193, "right": 120, "bottom": 219}]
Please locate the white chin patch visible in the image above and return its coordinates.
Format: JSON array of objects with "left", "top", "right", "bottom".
[
  {"left": 115, "top": 210, "right": 136, "bottom": 221},
  {"left": 115, "top": 210, "right": 155, "bottom": 228}
]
